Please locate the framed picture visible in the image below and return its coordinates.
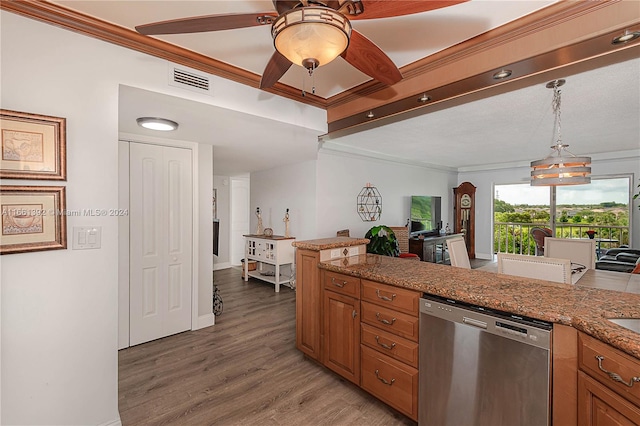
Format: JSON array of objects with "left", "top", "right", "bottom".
[
  {"left": 0, "top": 109, "right": 66, "bottom": 180},
  {"left": 0, "top": 185, "right": 67, "bottom": 254}
]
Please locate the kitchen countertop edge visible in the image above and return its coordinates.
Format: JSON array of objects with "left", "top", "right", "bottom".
[{"left": 319, "top": 254, "right": 640, "bottom": 360}]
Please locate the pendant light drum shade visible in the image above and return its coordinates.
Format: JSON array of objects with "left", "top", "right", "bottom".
[
  {"left": 272, "top": 7, "right": 351, "bottom": 70},
  {"left": 531, "top": 144, "right": 591, "bottom": 186},
  {"left": 530, "top": 79, "right": 591, "bottom": 186}
]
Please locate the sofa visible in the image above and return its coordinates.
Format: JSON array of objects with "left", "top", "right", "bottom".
[{"left": 595, "top": 248, "right": 640, "bottom": 273}]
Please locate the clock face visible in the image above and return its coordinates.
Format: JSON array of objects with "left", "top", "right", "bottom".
[{"left": 461, "top": 194, "right": 472, "bottom": 208}]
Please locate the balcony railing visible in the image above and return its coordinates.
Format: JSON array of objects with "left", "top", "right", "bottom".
[{"left": 494, "top": 222, "right": 630, "bottom": 257}]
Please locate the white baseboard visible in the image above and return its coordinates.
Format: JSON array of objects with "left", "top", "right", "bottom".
[
  {"left": 213, "top": 262, "right": 231, "bottom": 271},
  {"left": 196, "top": 313, "right": 215, "bottom": 329},
  {"left": 476, "top": 252, "right": 495, "bottom": 260},
  {"left": 99, "top": 416, "right": 122, "bottom": 426}
]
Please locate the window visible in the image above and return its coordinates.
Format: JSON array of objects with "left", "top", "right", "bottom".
[{"left": 494, "top": 176, "right": 631, "bottom": 255}]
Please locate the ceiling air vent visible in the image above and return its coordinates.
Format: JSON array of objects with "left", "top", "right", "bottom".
[{"left": 168, "top": 66, "right": 212, "bottom": 94}]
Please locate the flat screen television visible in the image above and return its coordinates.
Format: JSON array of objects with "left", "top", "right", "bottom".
[{"left": 409, "top": 195, "right": 442, "bottom": 237}]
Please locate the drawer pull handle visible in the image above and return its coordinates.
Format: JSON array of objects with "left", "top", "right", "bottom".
[
  {"left": 331, "top": 277, "right": 347, "bottom": 288},
  {"left": 376, "top": 313, "right": 396, "bottom": 325},
  {"left": 376, "top": 289, "right": 396, "bottom": 301},
  {"left": 375, "top": 335, "right": 396, "bottom": 350},
  {"left": 595, "top": 355, "right": 640, "bottom": 388},
  {"left": 375, "top": 369, "right": 396, "bottom": 386}
]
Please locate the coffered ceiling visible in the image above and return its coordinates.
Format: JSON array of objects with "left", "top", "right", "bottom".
[{"left": 3, "top": 1, "right": 639, "bottom": 175}]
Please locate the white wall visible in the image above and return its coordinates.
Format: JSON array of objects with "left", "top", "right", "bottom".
[
  {"left": 249, "top": 149, "right": 458, "bottom": 243},
  {"left": 459, "top": 152, "right": 640, "bottom": 259},
  {"left": 251, "top": 160, "right": 318, "bottom": 241},
  {"left": 0, "top": 11, "right": 324, "bottom": 425},
  {"left": 315, "top": 149, "right": 458, "bottom": 239}
]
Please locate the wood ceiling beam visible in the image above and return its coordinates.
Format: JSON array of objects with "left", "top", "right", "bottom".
[{"left": 325, "top": 0, "right": 640, "bottom": 134}]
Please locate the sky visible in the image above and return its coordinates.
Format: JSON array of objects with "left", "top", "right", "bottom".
[{"left": 495, "top": 177, "right": 631, "bottom": 206}]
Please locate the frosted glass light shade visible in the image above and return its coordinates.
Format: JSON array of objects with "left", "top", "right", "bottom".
[
  {"left": 272, "top": 7, "right": 351, "bottom": 68},
  {"left": 136, "top": 117, "right": 178, "bottom": 131}
]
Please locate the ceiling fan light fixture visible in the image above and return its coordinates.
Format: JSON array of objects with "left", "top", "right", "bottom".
[
  {"left": 530, "top": 79, "right": 591, "bottom": 186},
  {"left": 272, "top": 7, "right": 351, "bottom": 70},
  {"left": 136, "top": 117, "right": 179, "bottom": 131}
]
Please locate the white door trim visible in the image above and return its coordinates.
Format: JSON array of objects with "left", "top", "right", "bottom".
[{"left": 118, "top": 133, "right": 202, "bottom": 349}]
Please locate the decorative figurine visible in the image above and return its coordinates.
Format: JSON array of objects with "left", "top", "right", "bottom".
[
  {"left": 255, "top": 207, "right": 263, "bottom": 235},
  {"left": 283, "top": 208, "right": 291, "bottom": 238}
]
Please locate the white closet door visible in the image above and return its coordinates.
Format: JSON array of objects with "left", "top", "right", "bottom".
[{"left": 129, "top": 143, "right": 192, "bottom": 346}]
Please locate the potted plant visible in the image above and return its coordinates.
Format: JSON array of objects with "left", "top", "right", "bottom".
[{"left": 365, "top": 225, "right": 400, "bottom": 257}]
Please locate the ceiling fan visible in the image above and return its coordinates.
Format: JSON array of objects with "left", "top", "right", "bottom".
[{"left": 136, "top": 0, "right": 467, "bottom": 90}]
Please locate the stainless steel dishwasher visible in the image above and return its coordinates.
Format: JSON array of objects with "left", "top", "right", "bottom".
[{"left": 419, "top": 294, "right": 552, "bottom": 426}]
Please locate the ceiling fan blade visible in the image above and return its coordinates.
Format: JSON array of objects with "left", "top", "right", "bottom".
[
  {"left": 341, "top": 30, "right": 402, "bottom": 86},
  {"left": 260, "top": 51, "right": 293, "bottom": 89},
  {"left": 272, "top": 1, "right": 304, "bottom": 15},
  {"left": 350, "top": 0, "right": 468, "bottom": 20},
  {"left": 135, "top": 12, "right": 278, "bottom": 35}
]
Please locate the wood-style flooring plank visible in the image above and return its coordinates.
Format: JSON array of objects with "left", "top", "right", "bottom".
[{"left": 119, "top": 267, "right": 416, "bottom": 425}]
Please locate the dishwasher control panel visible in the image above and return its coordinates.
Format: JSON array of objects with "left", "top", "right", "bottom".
[{"left": 420, "top": 296, "right": 551, "bottom": 350}]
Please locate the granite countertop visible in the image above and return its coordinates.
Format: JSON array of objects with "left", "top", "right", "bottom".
[
  {"left": 318, "top": 254, "right": 640, "bottom": 360},
  {"left": 292, "top": 237, "right": 369, "bottom": 250}
]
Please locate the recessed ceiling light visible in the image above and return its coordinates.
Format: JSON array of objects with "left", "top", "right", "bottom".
[
  {"left": 612, "top": 30, "right": 640, "bottom": 44},
  {"left": 136, "top": 117, "right": 179, "bottom": 131},
  {"left": 366, "top": 111, "right": 375, "bottom": 119},
  {"left": 492, "top": 69, "right": 512, "bottom": 80},
  {"left": 418, "top": 94, "right": 431, "bottom": 103}
]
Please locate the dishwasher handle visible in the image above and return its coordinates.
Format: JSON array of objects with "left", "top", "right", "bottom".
[{"left": 463, "top": 317, "right": 487, "bottom": 329}]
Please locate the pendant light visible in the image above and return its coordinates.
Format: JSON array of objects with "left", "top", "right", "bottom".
[{"left": 530, "top": 79, "right": 591, "bottom": 186}]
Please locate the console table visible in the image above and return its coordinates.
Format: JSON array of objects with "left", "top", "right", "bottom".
[
  {"left": 244, "top": 234, "right": 295, "bottom": 292},
  {"left": 409, "top": 233, "right": 464, "bottom": 263}
]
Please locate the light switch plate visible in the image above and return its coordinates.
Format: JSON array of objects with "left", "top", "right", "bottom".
[{"left": 73, "top": 226, "right": 102, "bottom": 250}]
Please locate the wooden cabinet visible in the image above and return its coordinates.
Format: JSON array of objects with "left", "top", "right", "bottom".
[
  {"left": 323, "top": 288, "right": 360, "bottom": 385},
  {"left": 313, "top": 271, "right": 420, "bottom": 421},
  {"left": 578, "top": 332, "right": 640, "bottom": 425},
  {"left": 294, "top": 242, "right": 367, "bottom": 363},
  {"left": 295, "top": 249, "right": 322, "bottom": 361},
  {"left": 579, "top": 372, "right": 640, "bottom": 426},
  {"left": 359, "top": 279, "right": 420, "bottom": 421}
]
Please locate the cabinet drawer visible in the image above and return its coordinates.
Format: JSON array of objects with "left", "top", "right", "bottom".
[
  {"left": 361, "top": 280, "right": 419, "bottom": 315},
  {"left": 361, "top": 345, "right": 418, "bottom": 421},
  {"left": 361, "top": 323, "right": 418, "bottom": 368},
  {"left": 361, "top": 301, "right": 419, "bottom": 341},
  {"left": 323, "top": 271, "right": 360, "bottom": 298},
  {"left": 579, "top": 332, "right": 640, "bottom": 406}
]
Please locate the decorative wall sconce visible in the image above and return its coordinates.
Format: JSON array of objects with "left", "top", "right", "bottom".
[{"left": 357, "top": 183, "right": 382, "bottom": 221}]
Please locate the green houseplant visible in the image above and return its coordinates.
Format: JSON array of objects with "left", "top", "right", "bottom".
[
  {"left": 365, "top": 225, "right": 400, "bottom": 257},
  {"left": 634, "top": 179, "right": 640, "bottom": 211}
]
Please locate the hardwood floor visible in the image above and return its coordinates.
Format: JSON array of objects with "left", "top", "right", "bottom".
[{"left": 118, "top": 267, "right": 417, "bottom": 425}]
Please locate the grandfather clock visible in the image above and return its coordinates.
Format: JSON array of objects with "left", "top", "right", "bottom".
[{"left": 453, "top": 182, "right": 476, "bottom": 259}]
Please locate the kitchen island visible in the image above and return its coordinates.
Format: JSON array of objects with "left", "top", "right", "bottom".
[
  {"left": 294, "top": 237, "right": 639, "bottom": 424},
  {"left": 316, "top": 253, "right": 640, "bottom": 425}
]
